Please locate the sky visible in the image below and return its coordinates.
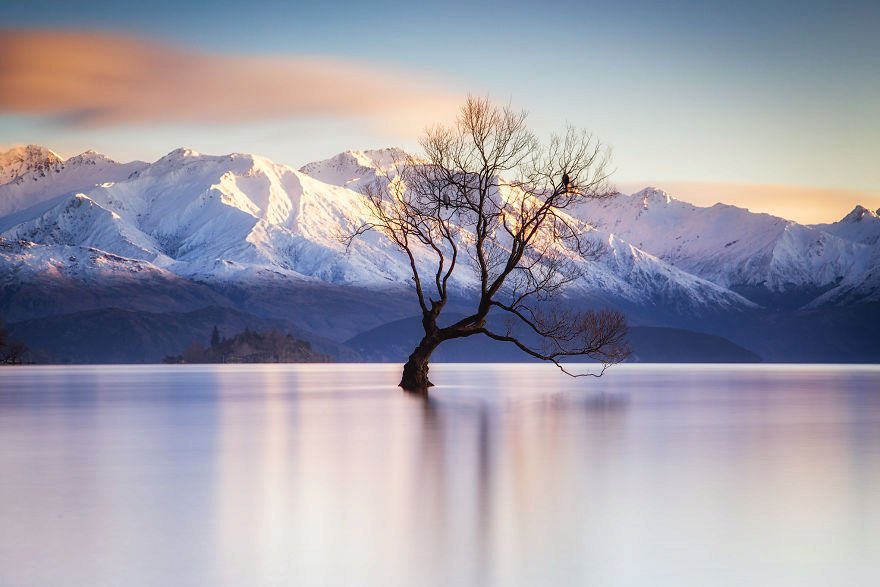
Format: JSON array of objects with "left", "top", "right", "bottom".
[{"left": 1, "top": 0, "right": 878, "bottom": 223}]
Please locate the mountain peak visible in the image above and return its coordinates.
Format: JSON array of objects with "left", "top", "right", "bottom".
[
  {"left": 840, "top": 205, "right": 878, "bottom": 223},
  {"left": 65, "top": 150, "right": 115, "bottom": 166},
  {"left": 0, "top": 144, "right": 62, "bottom": 162},
  {"left": 0, "top": 144, "right": 64, "bottom": 184},
  {"left": 633, "top": 186, "right": 673, "bottom": 208},
  {"left": 161, "top": 147, "right": 201, "bottom": 162},
  {"left": 350, "top": 147, "right": 408, "bottom": 166},
  {"left": 299, "top": 147, "right": 410, "bottom": 188},
  {"left": 812, "top": 204, "right": 880, "bottom": 245},
  {"left": 318, "top": 147, "right": 407, "bottom": 171}
]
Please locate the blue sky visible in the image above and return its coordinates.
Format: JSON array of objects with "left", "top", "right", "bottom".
[{"left": 1, "top": 0, "right": 878, "bottom": 221}]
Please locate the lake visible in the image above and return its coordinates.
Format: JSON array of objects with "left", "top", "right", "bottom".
[{"left": 1, "top": 364, "right": 879, "bottom": 586}]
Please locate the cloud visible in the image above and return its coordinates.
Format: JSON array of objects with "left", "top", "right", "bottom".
[
  {"left": 616, "top": 180, "right": 880, "bottom": 224},
  {"left": 0, "top": 29, "right": 460, "bottom": 132}
]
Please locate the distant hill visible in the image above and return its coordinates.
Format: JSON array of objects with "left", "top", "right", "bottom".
[
  {"left": 8, "top": 306, "right": 353, "bottom": 363},
  {"left": 345, "top": 315, "right": 761, "bottom": 363},
  {"left": 626, "top": 327, "right": 760, "bottom": 363}
]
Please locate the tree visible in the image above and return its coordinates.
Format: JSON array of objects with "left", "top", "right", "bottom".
[
  {"left": 348, "top": 97, "right": 630, "bottom": 393},
  {"left": 4, "top": 341, "right": 28, "bottom": 365},
  {"left": 210, "top": 325, "right": 221, "bottom": 348},
  {"left": 0, "top": 321, "right": 29, "bottom": 365}
]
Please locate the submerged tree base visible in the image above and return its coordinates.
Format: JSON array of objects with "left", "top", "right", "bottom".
[
  {"left": 399, "top": 351, "right": 435, "bottom": 394},
  {"left": 399, "top": 380, "right": 433, "bottom": 395}
]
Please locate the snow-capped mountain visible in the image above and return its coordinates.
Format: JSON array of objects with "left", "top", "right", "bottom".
[
  {"left": 0, "top": 147, "right": 420, "bottom": 285},
  {"left": 0, "top": 144, "right": 876, "bottom": 327},
  {"left": 806, "top": 258, "right": 880, "bottom": 307},
  {"left": 813, "top": 205, "right": 880, "bottom": 246},
  {"left": 800, "top": 207, "right": 880, "bottom": 307},
  {"left": 0, "top": 238, "right": 234, "bottom": 321},
  {"left": 0, "top": 145, "right": 63, "bottom": 184},
  {"left": 1, "top": 144, "right": 876, "bottom": 362},
  {"left": 0, "top": 146, "right": 758, "bottom": 316},
  {"left": 0, "top": 145, "right": 147, "bottom": 217},
  {"left": 572, "top": 187, "right": 874, "bottom": 295},
  {"left": 298, "top": 148, "right": 406, "bottom": 189}
]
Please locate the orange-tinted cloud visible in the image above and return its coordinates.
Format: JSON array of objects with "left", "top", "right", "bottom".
[
  {"left": 616, "top": 180, "right": 880, "bottom": 225},
  {"left": 0, "top": 29, "right": 459, "bottom": 132}
]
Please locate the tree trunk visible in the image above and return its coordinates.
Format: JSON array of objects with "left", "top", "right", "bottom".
[{"left": 399, "top": 337, "right": 440, "bottom": 394}]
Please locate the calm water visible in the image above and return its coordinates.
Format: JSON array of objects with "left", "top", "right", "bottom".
[{"left": 1, "top": 364, "right": 879, "bottom": 587}]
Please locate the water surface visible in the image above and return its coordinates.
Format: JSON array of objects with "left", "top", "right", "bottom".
[{"left": 1, "top": 364, "right": 879, "bottom": 586}]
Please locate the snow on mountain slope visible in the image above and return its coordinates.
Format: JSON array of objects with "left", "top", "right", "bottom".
[
  {"left": 0, "top": 145, "right": 147, "bottom": 216},
  {"left": 572, "top": 187, "right": 873, "bottom": 292},
  {"left": 253, "top": 151, "right": 759, "bottom": 311},
  {"left": 0, "top": 238, "right": 168, "bottom": 283},
  {"left": 0, "top": 193, "right": 165, "bottom": 263},
  {"left": 0, "top": 148, "right": 424, "bottom": 285},
  {"left": 0, "top": 237, "right": 236, "bottom": 320},
  {"left": 76, "top": 148, "right": 420, "bottom": 284},
  {"left": 806, "top": 265, "right": 880, "bottom": 307},
  {"left": 303, "top": 153, "right": 757, "bottom": 312},
  {"left": 0, "top": 146, "right": 758, "bottom": 313},
  {"left": 4, "top": 145, "right": 876, "bottom": 316},
  {"left": 299, "top": 148, "right": 407, "bottom": 189},
  {"left": 813, "top": 205, "right": 880, "bottom": 246},
  {"left": 0, "top": 145, "right": 63, "bottom": 184},
  {"left": 804, "top": 240, "right": 880, "bottom": 307},
  {"left": 569, "top": 228, "right": 757, "bottom": 312}
]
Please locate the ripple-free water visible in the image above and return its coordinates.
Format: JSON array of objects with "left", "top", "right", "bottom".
[{"left": 1, "top": 364, "right": 879, "bottom": 586}]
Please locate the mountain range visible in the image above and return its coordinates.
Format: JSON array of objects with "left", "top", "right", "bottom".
[{"left": 1, "top": 144, "right": 877, "bottom": 363}]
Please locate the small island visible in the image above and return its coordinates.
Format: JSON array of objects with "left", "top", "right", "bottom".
[{"left": 163, "top": 327, "right": 332, "bottom": 364}]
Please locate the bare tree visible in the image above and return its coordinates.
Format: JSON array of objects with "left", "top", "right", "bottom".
[
  {"left": 0, "top": 321, "right": 28, "bottom": 365},
  {"left": 349, "top": 97, "right": 630, "bottom": 393},
  {"left": 4, "top": 341, "right": 28, "bottom": 365}
]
